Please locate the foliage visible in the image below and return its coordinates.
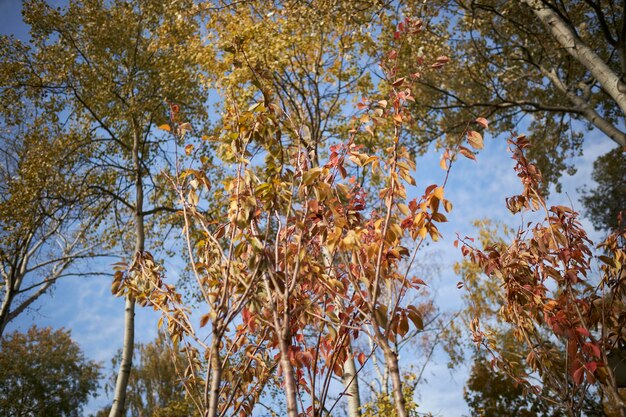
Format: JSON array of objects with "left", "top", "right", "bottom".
[
  {"left": 464, "top": 351, "right": 566, "bottom": 417},
  {"left": 113, "top": 14, "right": 491, "bottom": 417},
  {"left": 458, "top": 134, "right": 626, "bottom": 416},
  {"left": 97, "top": 331, "right": 197, "bottom": 417},
  {"left": 580, "top": 147, "right": 626, "bottom": 231},
  {"left": 0, "top": 326, "right": 101, "bottom": 417},
  {"left": 0, "top": 77, "right": 105, "bottom": 337},
  {"left": 373, "top": 1, "right": 624, "bottom": 192},
  {"left": 1, "top": 1, "right": 212, "bottom": 414},
  {"left": 361, "top": 372, "right": 421, "bottom": 417}
]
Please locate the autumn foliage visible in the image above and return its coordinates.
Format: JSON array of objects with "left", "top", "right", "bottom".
[{"left": 458, "top": 134, "right": 626, "bottom": 415}]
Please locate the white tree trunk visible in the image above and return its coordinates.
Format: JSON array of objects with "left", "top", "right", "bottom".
[
  {"left": 109, "top": 126, "right": 144, "bottom": 417},
  {"left": 522, "top": 0, "right": 626, "bottom": 147},
  {"left": 342, "top": 348, "right": 361, "bottom": 417}
]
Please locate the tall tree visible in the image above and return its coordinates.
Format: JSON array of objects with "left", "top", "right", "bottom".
[
  {"left": 389, "top": 0, "right": 626, "bottom": 190},
  {"left": 0, "top": 0, "right": 210, "bottom": 415},
  {"left": 0, "top": 99, "right": 104, "bottom": 337},
  {"left": 0, "top": 326, "right": 101, "bottom": 417},
  {"left": 97, "top": 332, "right": 196, "bottom": 417},
  {"left": 580, "top": 147, "right": 626, "bottom": 231}
]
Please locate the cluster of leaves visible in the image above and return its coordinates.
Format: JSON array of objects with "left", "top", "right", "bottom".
[
  {"left": 458, "top": 134, "right": 626, "bottom": 415},
  {"left": 110, "top": 16, "right": 491, "bottom": 417}
]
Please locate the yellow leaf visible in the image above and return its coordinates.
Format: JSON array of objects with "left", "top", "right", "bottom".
[
  {"left": 398, "top": 203, "right": 410, "bottom": 216},
  {"left": 434, "top": 186, "right": 444, "bottom": 200},
  {"left": 467, "top": 131, "right": 484, "bottom": 150},
  {"left": 158, "top": 124, "right": 171, "bottom": 132},
  {"left": 439, "top": 158, "right": 448, "bottom": 170}
]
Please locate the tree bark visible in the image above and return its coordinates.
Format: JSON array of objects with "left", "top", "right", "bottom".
[
  {"left": 382, "top": 345, "right": 408, "bottom": 417},
  {"left": 522, "top": 0, "right": 626, "bottom": 147},
  {"left": 109, "top": 297, "right": 135, "bottom": 417},
  {"left": 342, "top": 348, "right": 361, "bottom": 417},
  {"left": 109, "top": 125, "right": 144, "bottom": 417},
  {"left": 0, "top": 280, "right": 14, "bottom": 338},
  {"left": 207, "top": 337, "right": 222, "bottom": 417},
  {"left": 279, "top": 332, "right": 299, "bottom": 417}
]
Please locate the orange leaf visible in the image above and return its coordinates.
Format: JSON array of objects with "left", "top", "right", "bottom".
[
  {"left": 459, "top": 147, "right": 476, "bottom": 160},
  {"left": 199, "top": 314, "right": 210, "bottom": 328},
  {"left": 357, "top": 352, "right": 366, "bottom": 366}
]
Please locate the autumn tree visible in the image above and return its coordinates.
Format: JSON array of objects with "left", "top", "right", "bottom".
[
  {"left": 458, "top": 134, "right": 626, "bottom": 416},
  {"left": 0, "top": 99, "right": 105, "bottom": 337},
  {"left": 0, "top": 326, "right": 101, "bottom": 417},
  {"left": 386, "top": 0, "right": 626, "bottom": 190},
  {"left": 97, "top": 331, "right": 196, "bottom": 417},
  {"left": 0, "top": 1, "right": 211, "bottom": 415},
  {"left": 580, "top": 147, "right": 626, "bottom": 231},
  {"left": 113, "top": 13, "right": 494, "bottom": 417}
]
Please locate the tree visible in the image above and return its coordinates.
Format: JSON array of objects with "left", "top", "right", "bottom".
[
  {"left": 453, "top": 220, "right": 600, "bottom": 417},
  {"left": 0, "top": 1, "right": 210, "bottom": 415},
  {"left": 118, "top": 13, "right": 491, "bottom": 417},
  {"left": 97, "top": 331, "right": 196, "bottom": 417},
  {"left": 395, "top": 1, "right": 626, "bottom": 190},
  {"left": 0, "top": 101, "right": 104, "bottom": 337},
  {"left": 459, "top": 134, "right": 626, "bottom": 416},
  {"left": 0, "top": 326, "right": 101, "bottom": 417},
  {"left": 464, "top": 350, "right": 567, "bottom": 417},
  {"left": 580, "top": 147, "right": 626, "bottom": 231}
]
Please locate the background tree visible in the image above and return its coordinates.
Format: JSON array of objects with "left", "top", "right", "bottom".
[
  {"left": 386, "top": 0, "right": 626, "bottom": 191},
  {"left": 464, "top": 350, "right": 567, "bottom": 417},
  {"left": 0, "top": 326, "right": 101, "bottom": 417},
  {"left": 0, "top": 100, "right": 104, "bottom": 337},
  {"left": 580, "top": 147, "right": 626, "bottom": 231},
  {"left": 0, "top": 1, "right": 211, "bottom": 414},
  {"left": 97, "top": 331, "right": 196, "bottom": 417}
]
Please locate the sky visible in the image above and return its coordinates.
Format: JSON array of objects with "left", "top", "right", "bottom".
[{"left": 1, "top": 1, "right": 616, "bottom": 416}]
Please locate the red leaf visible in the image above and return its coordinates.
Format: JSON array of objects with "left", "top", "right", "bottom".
[
  {"left": 357, "top": 352, "right": 366, "bottom": 366},
  {"left": 575, "top": 327, "right": 590, "bottom": 338},
  {"left": 572, "top": 366, "right": 585, "bottom": 385}
]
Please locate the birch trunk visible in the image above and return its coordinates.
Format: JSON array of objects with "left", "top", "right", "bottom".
[
  {"left": 280, "top": 332, "right": 299, "bottom": 417},
  {"left": 522, "top": 0, "right": 626, "bottom": 147},
  {"left": 207, "top": 337, "right": 222, "bottom": 417},
  {"left": 342, "top": 348, "right": 361, "bottom": 417},
  {"left": 382, "top": 345, "right": 408, "bottom": 417},
  {"left": 109, "top": 125, "right": 144, "bottom": 417}
]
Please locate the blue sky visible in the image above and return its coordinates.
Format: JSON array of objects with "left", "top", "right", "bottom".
[{"left": 1, "top": 1, "right": 616, "bottom": 415}]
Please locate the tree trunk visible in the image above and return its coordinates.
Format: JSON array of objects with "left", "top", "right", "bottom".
[
  {"left": 522, "top": 0, "right": 626, "bottom": 147},
  {"left": 0, "top": 283, "right": 14, "bottom": 338},
  {"left": 382, "top": 345, "right": 408, "bottom": 417},
  {"left": 342, "top": 348, "right": 361, "bottom": 417},
  {"left": 280, "top": 333, "right": 299, "bottom": 417},
  {"left": 109, "top": 297, "right": 135, "bottom": 417},
  {"left": 109, "top": 125, "right": 144, "bottom": 417},
  {"left": 207, "top": 337, "right": 222, "bottom": 417}
]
